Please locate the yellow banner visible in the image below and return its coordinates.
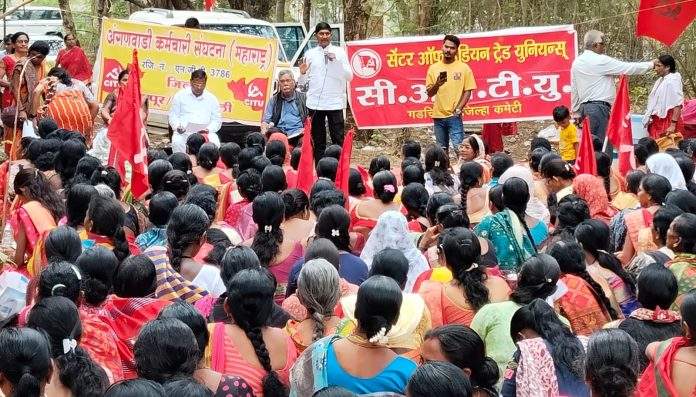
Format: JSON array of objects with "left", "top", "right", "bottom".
[{"left": 96, "top": 18, "right": 277, "bottom": 124}]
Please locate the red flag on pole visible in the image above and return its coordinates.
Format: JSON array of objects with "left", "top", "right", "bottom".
[
  {"left": 636, "top": 0, "right": 696, "bottom": 46},
  {"left": 296, "top": 118, "right": 316, "bottom": 195},
  {"left": 574, "top": 117, "right": 597, "bottom": 176},
  {"left": 606, "top": 75, "right": 635, "bottom": 176},
  {"left": 107, "top": 50, "right": 149, "bottom": 199},
  {"left": 204, "top": 0, "right": 216, "bottom": 11},
  {"left": 335, "top": 128, "right": 354, "bottom": 204}
]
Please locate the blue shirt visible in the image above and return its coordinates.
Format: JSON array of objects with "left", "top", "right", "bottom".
[
  {"left": 135, "top": 227, "right": 168, "bottom": 252},
  {"left": 286, "top": 252, "right": 369, "bottom": 297},
  {"left": 326, "top": 342, "right": 417, "bottom": 395},
  {"left": 262, "top": 93, "right": 304, "bottom": 135}
]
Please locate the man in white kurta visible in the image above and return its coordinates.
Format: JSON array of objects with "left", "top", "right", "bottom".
[{"left": 168, "top": 69, "right": 221, "bottom": 153}]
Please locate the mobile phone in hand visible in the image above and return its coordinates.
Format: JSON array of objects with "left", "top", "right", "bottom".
[{"left": 439, "top": 71, "right": 447, "bottom": 81}]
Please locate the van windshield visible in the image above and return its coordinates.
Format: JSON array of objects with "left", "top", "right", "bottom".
[{"left": 200, "top": 24, "right": 286, "bottom": 61}]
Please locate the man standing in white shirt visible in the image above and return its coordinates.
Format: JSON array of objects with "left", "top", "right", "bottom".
[
  {"left": 571, "top": 30, "right": 656, "bottom": 143},
  {"left": 298, "top": 22, "right": 353, "bottom": 161},
  {"left": 168, "top": 69, "right": 222, "bottom": 153}
]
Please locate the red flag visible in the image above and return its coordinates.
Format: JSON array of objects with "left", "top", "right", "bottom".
[
  {"left": 356, "top": 165, "right": 374, "bottom": 197},
  {"left": 606, "top": 75, "right": 635, "bottom": 176},
  {"left": 574, "top": 118, "right": 597, "bottom": 176},
  {"left": 335, "top": 128, "right": 354, "bottom": 204},
  {"left": 204, "top": 0, "right": 216, "bottom": 11},
  {"left": 636, "top": 0, "right": 696, "bottom": 46},
  {"left": 296, "top": 118, "right": 316, "bottom": 194},
  {"left": 107, "top": 50, "right": 148, "bottom": 199}
]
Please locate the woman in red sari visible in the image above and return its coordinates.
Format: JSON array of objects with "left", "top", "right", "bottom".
[
  {"left": 10, "top": 167, "right": 64, "bottom": 272},
  {"left": 0, "top": 32, "right": 28, "bottom": 109},
  {"left": 56, "top": 33, "right": 92, "bottom": 83},
  {"left": 644, "top": 55, "right": 684, "bottom": 151},
  {"left": 637, "top": 290, "right": 696, "bottom": 397}
]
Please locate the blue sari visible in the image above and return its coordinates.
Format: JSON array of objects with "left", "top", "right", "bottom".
[{"left": 474, "top": 209, "right": 536, "bottom": 273}]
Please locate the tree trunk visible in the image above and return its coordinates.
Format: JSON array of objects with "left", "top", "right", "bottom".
[
  {"left": 58, "top": 0, "right": 76, "bottom": 37},
  {"left": 343, "top": 0, "right": 370, "bottom": 40},
  {"left": 95, "top": 0, "right": 111, "bottom": 39},
  {"left": 227, "top": 0, "right": 243, "bottom": 9},
  {"left": 275, "top": 0, "right": 285, "bottom": 21},
  {"left": 302, "top": 0, "right": 310, "bottom": 30},
  {"left": 417, "top": 0, "right": 434, "bottom": 34}
]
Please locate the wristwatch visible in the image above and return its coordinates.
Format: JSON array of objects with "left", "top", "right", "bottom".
[{"left": 454, "top": 108, "right": 462, "bottom": 116}]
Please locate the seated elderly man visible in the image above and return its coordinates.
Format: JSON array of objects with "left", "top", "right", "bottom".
[{"left": 261, "top": 69, "right": 308, "bottom": 140}]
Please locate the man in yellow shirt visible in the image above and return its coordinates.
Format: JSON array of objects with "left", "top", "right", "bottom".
[
  {"left": 426, "top": 35, "right": 477, "bottom": 153},
  {"left": 554, "top": 105, "right": 579, "bottom": 163}
]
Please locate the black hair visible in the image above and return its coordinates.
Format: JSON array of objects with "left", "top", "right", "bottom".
[
  {"left": 304, "top": 238, "right": 340, "bottom": 271},
  {"left": 488, "top": 184, "right": 504, "bottom": 213},
  {"left": 70, "top": 155, "right": 101, "bottom": 187},
  {"left": 201, "top": 228, "right": 232, "bottom": 267},
  {"left": 310, "top": 189, "right": 345, "bottom": 216},
  {"left": 48, "top": 66, "right": 72, "bottom": 86},
  {"left": 402, "top": 139, "right": 421, "bottom": 159},
  {"left": 238, "top": 147, "right": 258, "bottom": 172},
  {"left": 672, "top": 213, "right": 696, "bottom": 254},
  {"left": 641, "top": 174, "right": 672, "bottom": 205},
  {"left": 530, "top": 137, "right": 552, "bottom": 152},
  {"left": 290, "top": 147, "right": 302, "bottom": 170},
  {"left": 134, "top": 318, "right": 199, "bottom": 383},
  {"left": 186, "top": 133, "right": 205, "bottom": 156},
  {"left": 575, "top": 220, "right": 636, "bottom": 295},
  {"left": 462, "top": 135, "right": 481, "bottom": 158},
  {"left": 529, "top": 147, "right": 549, "bottom": 173},
  {"left": 510, "top": 254, "right": 561, "bottom": 304},
  {"left": 348, "top": 168, "right": 366, "bottom": 196},
  {"left": 236, "top": 169, "right": 262, "bottom": 201},
  {"left": 436, "top": 204, "right": 470, "bottom": 229},
  {"left": 149, "top": 191, "right": 179, "bottom": 227},
  {"left": 679, "top": 138, "right": 696, "bottom": 158},
  {"left": 459, "top": 161, "right": 484, "bottom": 215},
  {"left": 586, "top": 329, "right": 640, "bottom": 397},
  {"left": 148, "top": 160, "right": 174, "bottom": 194},
  {"left": 104, "top": 379, "right": 166, "bottom": 397},
  {"left": 636, "top": 137, "right": 660, "bottom": 165},
  {"left": 315, "top": 205, "right": 351, "bottom": 251},
  {"left": 184, "top": 17, "right": 200, "bottom": 28},
  {"left": 55, "top": 139, "right": 87, "bottom": 186},
  {"left": 553, "top": 105, "right": 570, "bottom": 122},
  {"left": 368, "top": 248, "right": 409, "bottom": 290},
  {"left": 86, "top": 196, "right": 130, "bottom": 263},
  {"left": 403, "top": 164, "right": 426, "bottom": 185},
  {"left": 167, "top": 204, "right": 211, "bottom": 272},
  {"left": 37, "top": 261, "right": 81, "bottom": 303},
  {"left": 554, "top": 195, "right": 591, "bottom": 237},
  {"left": 681, "top": 291, "right": 696, "bottom": 339},
  {"left": 190, "top": 69, "right": 206, "bottom": 80},
  {"left": 184, "top": 183, "right": 219, "bottom": 222},
  {"left": 401, "top": 156, "right": 422, "bottom": 171},
  {"left": 438, "top": 227, "right": 489, "bottom": 310},
  {"left": 251, "top": 192, "right": 286, "bottom": 267},
  {"left": 636, "top": 263, "right": 678, "bottom": 310},
  {"left": 265, "top": 140, "right": 286, "bottom": 167},
  {"left": 548, "top": 240, "right": 618, "bottom": 319},
  {"left": 196, "top": 143, "right": 219, "bottom": 171},
  {"left": 626, "top": 170, "right": 646, "bottom": 195},
  {"left": 323, "top": 144, "right": 342, "bottom": 160},
  {"left": 317, "top": 157, "right": 339, "bottom": 182},
  {"left": 541, "top": 157, "right": 576, "bottom": 181},
  {"left": 503, "top": 177, "right": 537, "bottom": 252},
  {"left": 490, "top": 152, "right": 514, "bottom": 178},
  {"left": 673, "top": 154, "right": 695, "bottom": 184},
  {"left": 0, "top": 327, "right": 51, "bottom": 397},
  {"left": 90, "top": 166, "right": 123, "bottom": 199},
  {"left": 147, "top": 149, "right": 168, "bottom": 164},
  {"left": 354, "top": 275, "right": 402, "bottom": 340},
  {"left": 158, "top": 301, "right": 209, "bottom": 362},
  {"left": 26, "top": 138, "right": 60, "bottom": 171},
  {"left": 220, "top": 245, "right": 260, "bottom": 285},
  {"left": 11, "top": 31, "right": 28, "bottom": 44},
  {"left": 27, "top": 297, "right": 109, "bottom": 397},
  {"left": 443, "top": 34, "right": 461, "bottom": 47},
  {"left": 162, "top": 170, "right": 191, "bottom": 200},
  {"left": 401, "top": 182, "right": 429, "bottom": 220},
  {"left": 226, "top": 268, "right": 287, "bottom": 397},
  {"left": 424, "top": 324, "right": 498, "bottom": 394},
  {"left": 658, "top": 54, "right": 677, "bottom": 73},
  {"left": 426, "top": 192, "right": 455, "bottom": 225},
  {"left": 313, "top": 387, "right": 357, "bottom": 397},
  {"left": 29, "top": 40, "right": 50, "bottom": 56},
  {"left": 282, "top": 188, "right": 309, "bottom": 219},
  {"left": 425, "top": 145, "right": 454, "bottom": 187},
  {"left": 163, "top": 379, "right": 212, "bottom": 397},
  {"left": 168, "top": 152, "right": 197, "bottom": 185},
  {"left": 261, "top": 165, "right": 287, "bottom": 192},
  {"left": 114, "top": 255, "right": 157, "bottom": 298},
  {"left": 665, "top": 189, "right": 696, "bottom": 213},
  {"left": 251, "top": 155, "right": 272, "bottom": 174},
  {"left": 510, "top": 299, "right": 585, "bottom": 378},
  {"left": 314, "top": 21, "right": 331, "bottom": 33},
  {"left": 652, "top": 205, "right": 684, "bottom": 246},
  {"left": 406, "top": 361, "right": 472, "bottom": 397},
  {"left": 368, "top": 155, "right": 391, "bottom": 177},
  {"left": 44, "top": 226, "right": 82, "bottom": 264},
  {"left": 245, "top": 132, "right": 266, "bottom": 153},
  {"left": 596, "top": 152, "right": 612, "bottom": 200},
  {"left": 310, "top": 178, "right": 335, "bottom": 199},
  {"left": 14, "top": 167, "right": 65, "bottom": 222},
  {"left": 75, "top": 246, "right": 118, "bottom": 306},
  {"left": 219, "top": 142, "right": 240, "bottom": 170},
  {"left": 372, "top": 170, "right": 398, "bottom": 203}
]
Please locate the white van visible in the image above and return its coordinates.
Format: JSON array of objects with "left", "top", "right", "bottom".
[{"left": 1, "top": 6, "right": 63, "bottom": 38}]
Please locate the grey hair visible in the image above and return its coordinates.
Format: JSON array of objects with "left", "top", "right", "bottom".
[
  {"left": 94, "top": 184, "right": 116, "bottom": 199},
  {"left": 277, "top": 69, "right": 294, "bottom": 80},
  {"left": 297, "top": 258, "right": 340, "bottom": 342},
  {"left": 584, "top": 30, "right": 603, "bottom": 50}
]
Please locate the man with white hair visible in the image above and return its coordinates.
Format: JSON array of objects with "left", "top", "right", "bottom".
[
  {"left": 571, "top": 30, "right": 657, "bottom": 143},
  {"left": 261, "top": 69, "right": 308, "bottom": 140}
]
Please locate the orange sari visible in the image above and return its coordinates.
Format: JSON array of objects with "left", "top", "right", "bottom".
[{"left": 556, "top": 274, "right": 610, "bottom": 335}]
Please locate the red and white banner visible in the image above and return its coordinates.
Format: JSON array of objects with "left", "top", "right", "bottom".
[{"left": 346, "top": 25, "right": 577, "bottom": 129}]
